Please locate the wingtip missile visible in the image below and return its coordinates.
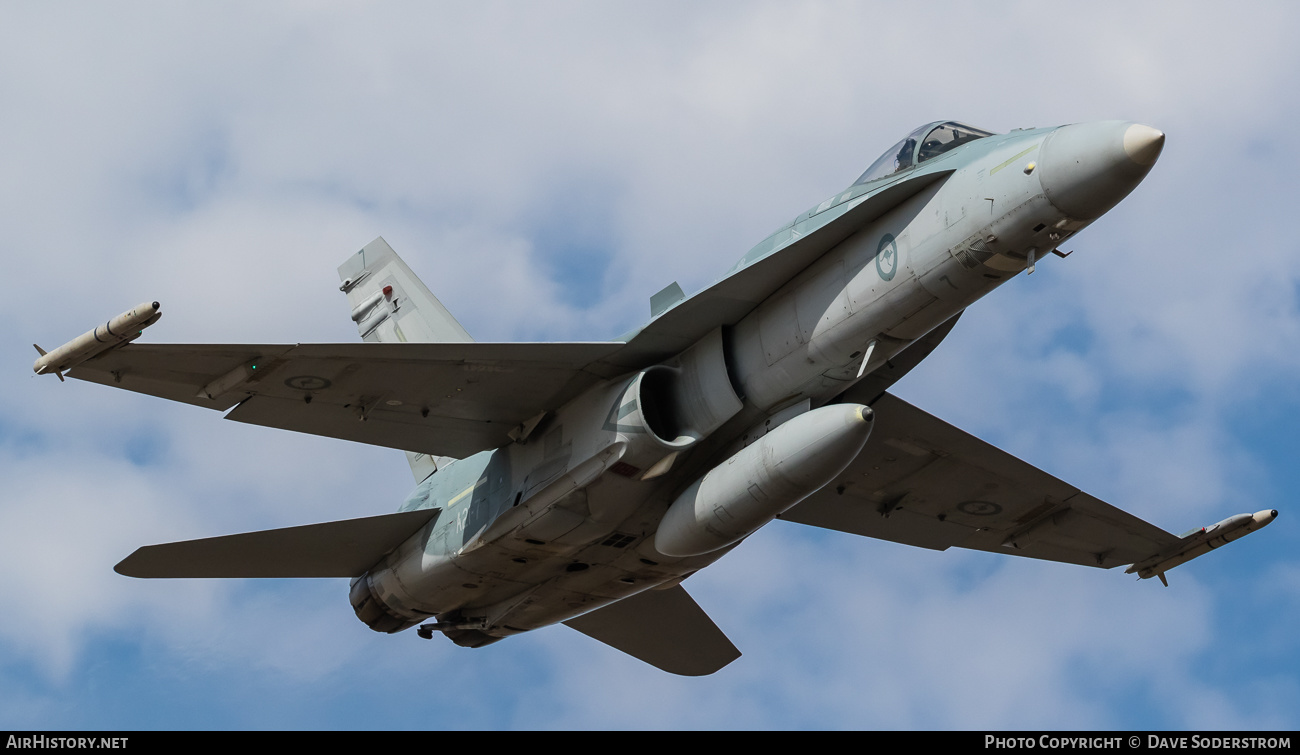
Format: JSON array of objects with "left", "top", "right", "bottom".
[
  {"left": 1127, "top": 509, "right": 1278, "bottom": 583},
  {"left": 33, "top": 301, "right": 161, "bottom": 378}
]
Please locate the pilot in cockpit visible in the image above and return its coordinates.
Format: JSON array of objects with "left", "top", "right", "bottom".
[{"left": 895, "top": 138, "right": 916, "bottom": 173}]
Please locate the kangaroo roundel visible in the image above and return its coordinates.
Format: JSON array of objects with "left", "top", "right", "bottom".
[{"left": 876, "top": 233, "right": 898, "bottom": 281}]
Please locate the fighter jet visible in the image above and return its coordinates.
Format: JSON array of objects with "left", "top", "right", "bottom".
[{"left": 35, "top": 120, "right": 1277, "bottom": 675}]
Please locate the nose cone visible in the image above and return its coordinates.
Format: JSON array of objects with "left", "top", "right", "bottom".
[
  {"left": 1038, "top": 121, "right": 1164, "bottom": 220},
  {"left": 1124, "top": 124, "right": 1165, "bottom": 166}
]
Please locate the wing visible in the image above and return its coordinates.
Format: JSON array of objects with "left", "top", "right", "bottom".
[
  {"left": 68, "top": 341, "right": 624, "bottom": 459},
  {"left": 115, "top": 508, "right": 440, "bottom": 578},
  {"left": 563, "top": 585, "right": 741, "bottom": 676},
  {"left": 779, "top": 392, "right": 1180, "bottom": 569}
]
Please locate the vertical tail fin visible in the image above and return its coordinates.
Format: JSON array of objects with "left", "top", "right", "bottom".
[
  {"left": 338, "top": 237, "right": 471, "bottom": 481},
  {"left": 337, "top": 237, "right": 474, "bottom": 345}
]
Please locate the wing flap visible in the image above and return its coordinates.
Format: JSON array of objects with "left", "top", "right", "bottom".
[
  {"left": 115, "top": 508, "right": 440, "bottom": 578},
  {"left": 564, "top": 585, "right": 741, "bottom": 676},
  {"left": 67, "top": 341, "right": 625, "bottom": 458},
  {"left": 780, "top": 392, "right": 1179, "bottom": 569}
]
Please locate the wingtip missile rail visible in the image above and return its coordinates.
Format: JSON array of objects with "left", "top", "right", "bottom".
[
  {"left": 1126, "top": 509, "right": 1278, "bottom": 585},
  {"left": 33, "top": 301, "right": 161, "bottom": 380}
]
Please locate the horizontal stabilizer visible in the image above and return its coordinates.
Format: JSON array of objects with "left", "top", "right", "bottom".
[
  {"left": 564, "top": 585, "right": 740, "bottom": 676},
  {"left": 115, "top": 508, "right": 440, "bottom": 578}
]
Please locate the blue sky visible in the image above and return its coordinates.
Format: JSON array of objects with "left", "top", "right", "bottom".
[{"left": 3, "top": 0, "right": 1299, "bottom": 730}]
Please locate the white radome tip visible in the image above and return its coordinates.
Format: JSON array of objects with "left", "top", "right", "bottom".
[{"left": 1123, "top": 124, "right": 1165, "bottom": 166}]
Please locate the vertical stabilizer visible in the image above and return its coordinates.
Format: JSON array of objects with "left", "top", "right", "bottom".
[
  {"left": 338, "top": 237, "right": 471, "bottom": 481},
  {"left": 337, "top": 237, "right": 474, "bottom": 344}
]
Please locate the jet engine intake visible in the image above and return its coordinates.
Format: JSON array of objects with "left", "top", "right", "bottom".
[
  {"left": 632, "top": 366, "right": 696, "bottom": 449},
  {"left": 616, "top": 328, "right": 744, "bottom": 469},
  {"left": 655, "top": 403, "right": 873, "bottom": 557}
]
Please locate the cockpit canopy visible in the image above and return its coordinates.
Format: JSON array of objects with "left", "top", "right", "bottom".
[{"left": 855, "top": 121, "right": 996, "bottom": 186}]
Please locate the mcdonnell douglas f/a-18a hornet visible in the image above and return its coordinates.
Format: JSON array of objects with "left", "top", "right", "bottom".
[{"left": 36, "top": 120, "right": 1277, "bottom": 675}]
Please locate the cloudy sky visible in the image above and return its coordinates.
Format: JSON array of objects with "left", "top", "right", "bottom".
[{"left": 3, "top": 0, "right": 1298, "bottom": 731}]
